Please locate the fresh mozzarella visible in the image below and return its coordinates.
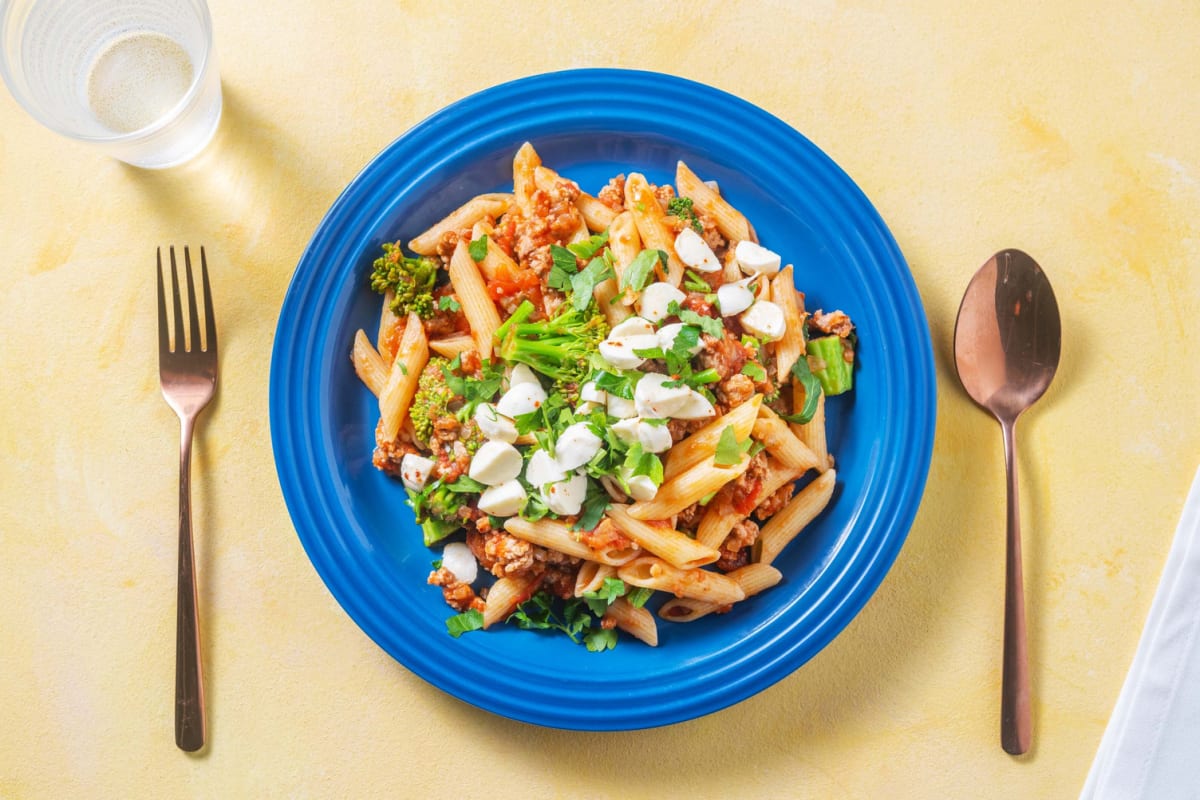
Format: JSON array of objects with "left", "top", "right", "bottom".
[
  {"left": 468, "top": 440, "right": 523, "bottom": 486},
  {"left": 525, "top": 448, "right": 567, "bottom": 488},
  {"left": 673, "top": 389, "right": 717, "bottom": 420},
  {"left": 618, "top": 466, "right": 659, "bottom": 502},
  {"left": 507, "top": 363, "right": 541, "bottom": 389},
  {"left": 599, "top": 339, "right": 646, "bottom": 370},
  {"left": 735, "top": 240, "right": 782, "bottom": 275},
  {"left": 637, "top": 420, "right": 673, "bottom": 454},
  {"left": 608, "top": 316, "right": 656, "bottom": 339},
  {"left": 555, "top": 422, "right": 603, "bottom": 470},
  {"left": 579, "top": 380, "right": 607, "bottom": 404},
  {"left": 612, "top": 417, "right": 641, "bottom": 444},
  {"left": 575, "top": 400, "right": 602, "bottom": 416},
  {"left": 476, "top": 479, "right": 527, "bottom": 519},
  {"left": 739, "top": 300, "right": 786, "bottom": 341},
  {"left": 674, "top": 227, "right": 722, "bottom": 273},
  {"left": 600, "top": 316, "right": 660, "bottom": 369},
  {"left": 716, "top": 281, "right": 755, "bottom": 317},
  {"left": 495, "top": 380, "right": 546, "bottom": 418},
  {"left": 399, "top": 453, "right": 435, "bottom": 492},
  {"left": 543, "top": 470, "right": 588, "bottom": 516},
  {"left": 634, "top": 372, "right": 693, "bottom": 419},
  {"left": 473, "top": 402, "right": 518, "bottom": 443},
  {"left": 440, "top": 541, "right": 478, "bottom": 584},
  {"left": 656, "top": 322, "right": 704, "bottom": 355},
  {"left": 637, "top": 282, "right": 686, "bottom": 324},
  {"left": 607, "top": 394, "right": 638, "bottom": 419}
]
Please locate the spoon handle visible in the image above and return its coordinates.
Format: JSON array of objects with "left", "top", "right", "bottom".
[{"left": 1000, "top": 418, "right": 1032, "bottom": 755}]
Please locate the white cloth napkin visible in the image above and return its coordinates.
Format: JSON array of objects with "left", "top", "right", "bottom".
[{"left": 1081, "top": 463, "right": 1200, "bottom": 799}]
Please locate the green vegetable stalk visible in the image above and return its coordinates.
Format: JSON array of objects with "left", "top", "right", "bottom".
[
  {"left": 806, "top": 336, "right": 854, "bottom": 396},
  {"left": 496, "top": 300, "right": 609, "bottom": 390},
  {"left": 370, "top": 242, "right": 439, "bottom": 319}
]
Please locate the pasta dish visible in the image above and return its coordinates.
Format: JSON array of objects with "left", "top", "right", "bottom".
[{"left": 350, "top": 143, "right": 856, "bottom": 651}]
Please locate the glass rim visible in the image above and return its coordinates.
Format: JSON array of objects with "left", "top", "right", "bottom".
[{"left": 0, "top": 0, "right": 217, "bottom": 145}]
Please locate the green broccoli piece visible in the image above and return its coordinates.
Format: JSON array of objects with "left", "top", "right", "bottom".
[
  {"left": 667, "top": 196, "right": 703, "bottom": 233},
  {"left": 410, "top": 358, "right": 454, "bottom": 447},
  {"left": 370, "top": 242, "right": 439, "bottom": 319},
  {"left": 806, "top": 335, "right": 854, "bottom": 396},
  {"left": 409, "top": 483, "right": 463, "bottom": 546},
  {"left": 496, "top": 299, "right": 609, "bottom": 389}
]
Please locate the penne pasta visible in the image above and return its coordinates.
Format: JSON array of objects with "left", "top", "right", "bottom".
[
  {"left": 533, "top": 165, "right": 616, "bottom": 232},
  {"left": 408, "top": 193, "right": 513, "bottom": 256},
  {"left": 694, "top": 457, "right": 803, "bottom": 550},
  {"left": 377, "top": 289, "right": 402, "bottom": 361},
  {"left": 574, "top": 563, "right": 618, "bottom": 597},
  {"left": 752, "top": 406, "right": 821, "bottom": 473},
  {"left": 447, "top": 239, "right": 502, "bottom": 359},
  {"left": 607, "top": 210, "right": 642, "bottom": 305},
  {"left": 628, "top": 453, "right": 752, "bottom": 521},
  {"left": 756, "top": 469, "right": 837, "bottom": 566},
  {"left": 772, "top": 265, "right": 806, "bottom": 379},
  {"left": 428, "top": 334, "right": 476, "bottom": 359},
  {"left": 663, "top": 395, "right": 762, "bottom": 481},
  {"left": 503, "top": 518, "right": 640, "bottom": 566},
  {"left": 675, "top": 161, "right": 751, "bottom": 242},
  {"left": 352, "top": 329, "right": 389, "bottom": 398},
  {"left": 624, "top": 173, "right": 685, "bottom": 286},
  {"left": 512, "top": 141, "right": 541, "bottom": 214},
  {"left": 604, "top": 598, "right": 658, "bottom": 646},
  {"left": 593, "top": 277, "right": 632, "bottom": 327},
  {"left": 791, "top": 381, "right": 832, "bottom": 471},
  {"left": 482, "top": 574, "right": 542, "bottom": 629},
  {"left": 617, "top": 556, "right": 746, "bottom": 605},
  {"left": 605, "top": 504, "right": 719, "bottom": 569},
  {"left": 658, "top": 563, "right": 783, "bottom": 623},
  {"left": 377, "top": 312, "right": 429, "bottom": 442}
]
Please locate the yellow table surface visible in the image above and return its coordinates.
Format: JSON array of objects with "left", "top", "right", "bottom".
[{"left": 3, "top": 2, "right": 1198, "bottom": 797}]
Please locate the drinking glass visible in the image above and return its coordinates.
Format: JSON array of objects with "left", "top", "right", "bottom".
[{"left": 0, "top": 0, "right": 222, "bottom": 169}]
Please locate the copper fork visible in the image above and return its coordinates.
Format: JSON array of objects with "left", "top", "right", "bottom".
[{"left": 157, "top": 246, "right": 217, "bottom": 752}]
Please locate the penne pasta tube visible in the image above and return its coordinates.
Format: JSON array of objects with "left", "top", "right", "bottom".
[
  {"left": 607, "top": 210, "right": 642, "bottom": 305},
  {"left": 617, "top": 556, "right": 745, "bottom": 605},
  {"left": 428, "top": 334, "right": 476, "bottom": 359},
  {"left": 658, "top": 563, "right": 783, "bottom": 622},
  {"left": 772, "top": 266, "right": 805, "bottom": 379},
  {"left": 628, "top": 453, "right": 752, "bottom": 521},
  {"left": 503, "top": 518, "right": 640, "bottom": 566},
  {"left": 791, "top": 381, "right": 832, "bottom": 471},
  {"left": 675, "top": 161, "right": 751, "bottom": 242},
  {"left": 663, "top": 395, "right": 762, "bottom": 481},
  {"left": 512, "top": 141, "right": 541, "bottom": 214},
  {"left": 752, "top": 406, "right": 821, "bottom": 473},
  {"left": 533, "top": 165, "right": 616, "bottom": 232},
  {"left": 447, "top": 239, "right": 502, "bottom": 360},
  {"left": 408, "top": 193, "right": 513, "bottom": 256},
  {"left": 624, "top": 173, "right": 685, "bottom": 286},
  {"left": 593, "top": 277, "right": 633, "bottom": 326},
  {"left": 756, "top": 469, "right": 837, "bottom": 566},
  {"left": 482, "top": 574, "right": 542, "bottom": 629},
  {"left": 352, "top": 329, "right": 389, "bottom": 398},
  {"left": 604, "top": 598, "right": 658, "bottom": 646},
  {"left": 605, "top": 504, "right": 719, "bottom": 569},
  {"left": 377, "top": 289, "right": 402, "bottom": 361},
  {"left": 377, "top": 312, "right": 429, "bottom": 442},
  {"left": 693, "top": 457, "right": 801, "bottom": 550},
  {"left": 574, "top": 562, "right": 617, "bottom": 597}
]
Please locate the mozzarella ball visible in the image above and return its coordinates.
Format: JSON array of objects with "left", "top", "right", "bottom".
[
  {"left": 476, "top": 479, "right": 528, "bottom": 518},
  {"left": 555, "top": 422, "right": 604, "bottom": 470},
  {"left": 473, "top": 403, "right": 518, "bottom": 443},
  {"left": 441, "top": 541, "right": 478, "bottom": 584},
  {"left": 734, "top": 240, "right": 782, "bottom": 275},
  {"left": 638, "top": 282, "right": 687, "bottom": 324},
  {"left": 468, "top": 440, "right": 523, "bottom": 486},
  {"left": 674, "top": 227, "right": 722, "bottom": 273},
  {"left": 739, "top": 300, "right": 786, "bottom": 341},
  {"left": 634, "top": 372, "right": 693, "bottom": 419},
  {"left": 496, "top": 380, "right": 547, "bottom": 418},
  {"left": 400, "top": 453, "right": 435, "bottom": 492}
]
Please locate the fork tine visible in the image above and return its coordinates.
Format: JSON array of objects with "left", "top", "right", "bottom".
[
  {"left": 157, "top": 248, "right": 170, "bottom": 358},
  {"left": 183, "top": 247, "right": 201, "bottom": 353},
  {"left": 169, "top": 246, "right": 185, "bottom": 354},
  {"left": 200, "top": 247, "right": 217, "bottom": 354}
]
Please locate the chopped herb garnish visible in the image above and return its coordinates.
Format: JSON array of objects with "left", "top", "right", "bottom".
[
  {"left": 567, "top": 229, "right": 610, "bottom": 260},
  {"left": 713, "top": 424, "right": 752, "bottom": 467},
  {"left": 468, "top": 235, "right": 489, "bottom": 262},
  {"left": 775, "top": 356, "right": 823, "bottom": 424},
  {"left": 548, "top": 244, "right": 579, "bottom": 291},
  {"left": 446, "top": 609, "right": 484, "bottom": 638},
  {"left": 741, "top": 361, "right": 767, "bottom": 382},
  {"left": 620, "top": 248, "right": 668, "bottom": 293},
  {"left": 438, "top": 295, "right": 462, "bottom": 312},
  {"left": 593, "top": 370, "right": 636, "bottom": 400},
  {"left": 570, "top": 255, "right": 615, "bottom": 311},
  {"left": 667, "top": 196, "right": 703, "bottom": 232},
  {"left": 572, "top": 482, "right": 612, "bottom": 532},
  {"left": 626, "top": 586, "right": 654, "bottom": 608},
  {"left": 668, "top": 301, "right": 725, "bottom": 338},
  {"left": 682, "top": 269, "right": 712, "bottom": 293}
]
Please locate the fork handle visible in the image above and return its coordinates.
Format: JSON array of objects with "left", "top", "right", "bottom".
[{"left": 175, "top": 414, "right": 206, "bottom": 752}]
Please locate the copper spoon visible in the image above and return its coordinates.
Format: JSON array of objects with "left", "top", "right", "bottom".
[{"left": 953, "top": 249, "right": 1061, "bottom": 755}]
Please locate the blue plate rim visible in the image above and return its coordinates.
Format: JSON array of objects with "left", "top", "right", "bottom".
[{"left": 269, "top": 68, "right": 936, "bottom": 730}]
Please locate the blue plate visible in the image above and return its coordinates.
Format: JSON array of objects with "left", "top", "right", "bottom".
[{"left": 270, "top": 69, "right": 935, "bottom": 730}]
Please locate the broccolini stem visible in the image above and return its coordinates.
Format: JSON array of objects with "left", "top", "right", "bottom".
[{"left": 806, "top": 336, "right": 854, "bottom": 395}]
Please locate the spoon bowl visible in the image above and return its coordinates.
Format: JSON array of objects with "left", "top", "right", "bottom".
[{"left": 953, "top": 249, "right": 1061, "bottom": 755}]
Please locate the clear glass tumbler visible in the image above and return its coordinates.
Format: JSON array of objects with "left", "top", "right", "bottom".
[{"left": 0, "top": 0, "right": 221, "bottom": 169}]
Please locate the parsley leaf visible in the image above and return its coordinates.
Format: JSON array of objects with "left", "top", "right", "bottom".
[
  {"left": 682, "top": 269, "right": 712, "bottom": 292},
  {"left": 741, "top": 361, "right": 767, "bottom": 382},
  {"left": 468, "top": 235, "right": 489, "bottom": 262},
  {"left": 442, "top": 360, "right": 504, "bottom": 415},
  {"left": 584, "top": 628, "right": 619, "bottom": 652},
  {"left": 572, "top": 482, "right": 611, "bottom": 532},
  {"left": 776, "top": 356, "right": 823, "bottom": 425},
  {"left": 593, "top": 370, "right": 636, "bottom": 400},
  {"left": 445, "top": 474, "right": 488, "bottom": 493},
  {"left": 620, "top": 249, "right": 668, "bottom": 293},
  {"left": 673, "top": 305, "right": 725, "bottom": 338},
  {"left": 713, "top": 425, "right": 745, "bottom": 467},
  {"left": 548, "top": 244, "right": 579, "bottom": 291},
  {"left": 570, "top": 256, "right": 615, "bottom": 312},
  {"left": 581, "top": 576, "right": 627, "bottom": 616},
  {"left": 438, "top": 295, "right": 462, "bottom": 312},
  {"left": 446, "top": 609, "right": 484, "bottom": 638},
  {"left": 626, "top": 586, "right": 654, "bottom": 608},
  {"left": 567, "top": 229, "right": 610, "bottom": 260}
]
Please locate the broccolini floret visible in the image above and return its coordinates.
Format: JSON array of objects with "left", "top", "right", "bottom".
[
  {"left": 496, "top": 299, "right": 609, "bottom": 390},
  {"left": 409, "top": 482, "right": 463, "bottom": 546},
  {"left": 370, "top": 242, "right": 439, "bottom": 319},
  {"left": 409, "top": 358, "right": 454, "bottom": 447},
  {"left": 667, "top": 196, "right": 703, "bottom": 233}
]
